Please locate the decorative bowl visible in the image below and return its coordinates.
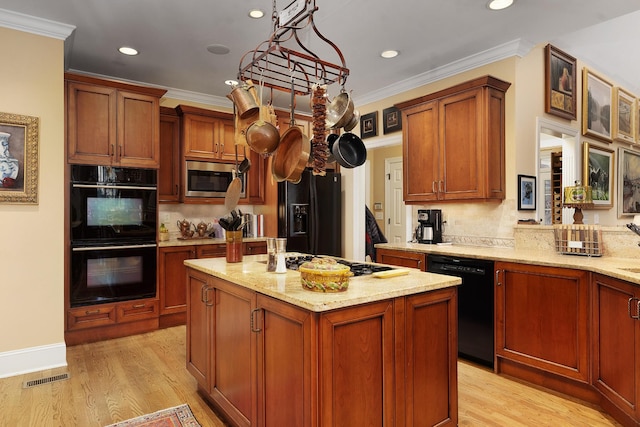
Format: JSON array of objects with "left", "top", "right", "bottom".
[{"left": 299, "top": 257, "right": 352, "bottom": 292}]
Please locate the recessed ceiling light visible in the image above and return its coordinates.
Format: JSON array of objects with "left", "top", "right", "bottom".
[
  {"left": 225, "top": 79, "right": 239, "bottom": 87},
  {"left": 487, "top": 0, "right": 514, "bottom": 10},
  {"left": 381, "top": 50, "right": 399, "bottom": 59},
  {"left": 118, "top": 46, "right": 139, "bottom": 56},
  {"left": 248, "top": 9, "right": 264, "bottom": 19},
  {"left": 207, "top": 44, "right": 231, "bottom": 55}
]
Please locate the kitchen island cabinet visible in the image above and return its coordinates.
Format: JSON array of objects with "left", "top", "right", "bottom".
[{"left": 185, "top": 255, "right": 460, "bottom": 427}]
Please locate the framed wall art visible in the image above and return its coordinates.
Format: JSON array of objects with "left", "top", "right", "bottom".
[
  {"left": 544, "top": 44, "right": 577, "bottom": 120},
  {"left": 382, "top": 106, "right": 402, "bottom": 134},
  {"left": 618, "top": 147, "right": 640, "bottom": 217},
  {"left": 582, "top": 68, "right": 613, "bottom": 142},
  {"left": 0, "top": 112, "right": 39, "bottom": 204},
  {"left": 582, "top": 142, "right": 614, "bottom": 208},
  {"left": 518, "top": 174, "right": 536, "bottom": 210},
  {"left": 360, "top": 111, "right": 378, "bottom": 139},
  {"left": 612, "top": 87, "right": 636, "bottom": 143}
]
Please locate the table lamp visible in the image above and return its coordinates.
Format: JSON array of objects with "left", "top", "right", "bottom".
[{"left": 562, "top": 181, "right": 594, "bottom": 224}]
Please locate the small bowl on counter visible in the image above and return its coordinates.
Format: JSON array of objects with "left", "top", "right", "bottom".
[{"left": 299, "top": 257, "right": 353, "bottom": 292}]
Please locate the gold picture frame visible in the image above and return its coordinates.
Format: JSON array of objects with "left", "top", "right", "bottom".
[
  {"left": 612, "top": 87, "right": 636, "bottom": 144},
  {"left": 0, "top": 112, "right": 39, "bottom": 204},
  {"left": 544, "top": 44, "right": 577, "bottom": 120},
  {"left": 582, "top": 141, "right": 614, "bottom": 209},
  {"left": 582, "top": 68, "right": 613, "bottom": 142}
]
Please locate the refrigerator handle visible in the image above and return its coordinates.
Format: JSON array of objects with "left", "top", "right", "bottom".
[{"left": 310, "top": 174, "right": 318, "bottom": 255}]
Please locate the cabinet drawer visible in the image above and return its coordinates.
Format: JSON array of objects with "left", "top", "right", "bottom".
[
  {"left": 197, "top": 244, "right": 226, "bottom": 258},
  {"left": 116, "top": 299, "right": 159, "bottom": 323},
  {"left": 377, "top": 248, "right": 426, "bottom": 271},
  {"left": 244, "top": 241, "right": 267, "bottom": 255},
  {"left": 67, "top": 304, "right": 117, "bottom": 330}
]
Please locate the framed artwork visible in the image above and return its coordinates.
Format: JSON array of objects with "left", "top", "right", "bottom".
[
  {"left": 582, "top": 142, "right": 614, "bottom": 208},
  {"left": 544, "top": 44, "right": 577, "bottom": 120},
  {"left": 518, "top": 175, "right": 536, "bottom": 210},
  {"left": 360, "top": 111, "right": 378, "bottom": 139},
  {"left": 382, "top": 106, "right": 402, "bottom": 134},
  {"left": 0, "top": 112, "right": 39, "bottom": 204},
  {"left": 582, "top": 68, "right": 613, "bottom": 142},
  {"left": 612, "top": 87, "right": 636, "bottom": 143},
  {"left": 618, "top": 147, "right": 640, "bottom": 217}
]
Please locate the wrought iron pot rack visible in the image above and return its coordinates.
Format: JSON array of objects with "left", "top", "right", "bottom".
[{"left": 237, "top": 0, "right": 350, "bottom": 97}]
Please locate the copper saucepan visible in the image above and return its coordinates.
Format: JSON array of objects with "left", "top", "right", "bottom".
[{"left": 272, "top": 125, "right": 310, "bottom": 183}]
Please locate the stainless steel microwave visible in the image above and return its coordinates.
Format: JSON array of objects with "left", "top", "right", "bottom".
[{"left": 185, "top": 160, "right": 245, "bottom": 198}]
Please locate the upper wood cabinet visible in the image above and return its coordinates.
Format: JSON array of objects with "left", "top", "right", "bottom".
[
  {"left": 177, "top": 105, "right": 238, "bottom": 162},
  {"left": 65, "top": 73, "right": 166, "bottom": 168},
  {"left": 396, "top": 75, "right": 510, "bottom": 203},
  {"left": 159, "top": 107, "right": 181, "bottom": 203}
]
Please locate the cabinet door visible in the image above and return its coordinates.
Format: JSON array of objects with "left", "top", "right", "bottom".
[
  {"left": 158, "top": 246, "right": 195, "bottom": 317},
  {"left": 210, "top": 278, "right": 257, "bottom": 427},
  {"left": 116, "top": 90, "right": 160, "bottom": 168},
  {"left": 159, "top": 108, "right": 181, "bottom": 202},
  {"left": 218, "top": 117, "right": 239, "bottom": 162},
  {"left": 402, "top": 100, "right": 439, "bottom": 202},
  {"left": 319, "top": 300, "right": 395, "bottom": 427},
  {"left": 376, "top": 248, "right": 426, "bottom": 271},
  {"left": 186, "top": 268, "right": 211, "bottom": 392},
  {"left": 439, "top": 88, "right": 483, "bottom": 200},
  {"left": 67, "top": 81, "right": 117, "bottom": 165},
  {"left": 257, "top": 294, "right": 316, "bottom": 427},
  {"left": 495, "top": 262, "right": 590, "bottom": 383},
  {"left": 183, "top": 113, "right": 221, "bottom": 159},
  {"left": 592, "top": 273, "right": 640, "bottom": 422},
  {"left": 403, "top": 288, "right": 458, "bottom": 427}
]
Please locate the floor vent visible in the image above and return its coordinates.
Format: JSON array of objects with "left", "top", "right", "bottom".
[{"left": 23, "top": 373, "right": 70, "bottom": 389}]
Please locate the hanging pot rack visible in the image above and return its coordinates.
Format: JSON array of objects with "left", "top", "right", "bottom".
[{"left": 237, "top": 0, "right": 350, "bottom": 97}]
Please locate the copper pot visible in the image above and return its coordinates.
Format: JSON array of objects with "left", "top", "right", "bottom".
[
  {"left": 227, "top": 84, "right": 259, "bottom": 119},
  {"left": 245, "top": 119, "right": 280, "bottom": 155},
  {"left": 272, "top": 126, "right": 310, "bottom": 183}
]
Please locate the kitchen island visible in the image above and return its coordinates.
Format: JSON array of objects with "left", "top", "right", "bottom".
[{"left": 184, "top": 254, "right": 461, "bottom": 427}]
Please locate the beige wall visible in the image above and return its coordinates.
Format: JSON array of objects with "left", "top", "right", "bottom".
[{"left": 0, "top": 28, "right": 65, "bottom": 357}]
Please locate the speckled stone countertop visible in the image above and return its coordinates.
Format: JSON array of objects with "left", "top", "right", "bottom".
[
  {"left": 184, "top": 254, "right": 461, "bottom": 312},
  {"left": 376, "top": 242, "right": 640, "bottom": 285},
  {"left": 158, "top": 236, "right": 267, "bottom": 248}
]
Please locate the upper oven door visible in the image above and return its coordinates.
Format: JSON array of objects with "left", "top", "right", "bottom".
[{"left": 70, "top": 183, "right": 157, "bottom": 245}]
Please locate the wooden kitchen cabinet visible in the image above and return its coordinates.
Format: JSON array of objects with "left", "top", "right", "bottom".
[
  {"left": 396, "top": 75, "right": 510, "bottom": 203},
  {"left": 377, "top": 248, "right": 426, "bottom": 271},
  {"left": 158, "top": 245, "right": 196, "bottom": 327},
  {"left": 177, "top": 105, "right": 238, "bottom": 162},
  {"left": 495, "top": 262, "right": 592, "bottom": 399},
  {"left": 186, "top": 268, "right": 212, "bottom": 392},
  {"left": 591, "top": 273, "right": 640, "bottom": 426},
  {"left": 159, "top": 106, "right": 182, "bottom": 203},
  {"left": 65, "top": 73, "right": 165, "bottom": 168}
]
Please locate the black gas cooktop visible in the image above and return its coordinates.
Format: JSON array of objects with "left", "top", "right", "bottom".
[{"left": 285, "top": 255, "right": 395, "bottom": 277}]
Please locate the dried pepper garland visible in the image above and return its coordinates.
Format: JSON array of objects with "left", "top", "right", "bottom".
[{"left": 311, "top": 84, "right": 328, "bottom": 175}]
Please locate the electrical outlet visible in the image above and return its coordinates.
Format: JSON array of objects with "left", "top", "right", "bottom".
[
  {"left": 375, "top": 212, "right": 383, "bottom": 220},
  {"left": 160, "top": 213, "right": 170, "bottom": 224},
  {"left": 593, "top": 213, "right": 599, "bottom": 224}
]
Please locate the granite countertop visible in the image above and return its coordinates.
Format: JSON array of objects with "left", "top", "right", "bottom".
[
  {"left": 376, "top": 242, "right": 640, "bottom": 285},
  {"left": 158, "top": 236, "right": 267, "bottom": 248},
  {"left": 184, "top": 254, "right": 461, "bottom": 312}
]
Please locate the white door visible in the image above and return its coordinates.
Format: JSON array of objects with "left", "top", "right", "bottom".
[{"left": 385, "top": 157, "right": 406, "bottom": 243}]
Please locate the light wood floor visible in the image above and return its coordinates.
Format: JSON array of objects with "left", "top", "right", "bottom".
[{"left": 0, "top": 326, "right": 620, "bottom": 427}]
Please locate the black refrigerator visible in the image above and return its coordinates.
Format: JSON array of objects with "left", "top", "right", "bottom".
[{"left": 278, "top": 169, "right": 342, "bottom": 257}]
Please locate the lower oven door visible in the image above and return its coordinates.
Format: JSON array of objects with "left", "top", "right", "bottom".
[{"left": 70, "top": 243, "right": 157, "bottom": 307}]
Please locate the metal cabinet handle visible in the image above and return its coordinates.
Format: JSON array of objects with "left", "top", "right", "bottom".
[
  {"left": 628, "top": 297, "right": 640, "bottom": 320},
  {"left": 132, "top": 304, "right": 145, "bottom": 309},
  {"left": 175, "top": 184, "right": 179, "bottom": 196},
  {"left": 250, "top": 308, "right": 262, "bottom": 333},
  {"left": 495, "top": 269, "right": 502, "bottom": 286},
  {"left": 110, "top": 144, "right": 115, "bottom": 156},
  {"left": 85, "top": 309, "right": 100, "bottom": 315},
  {"left": 432, "top": 181, "right": 437, "bottom": 194},
  {"left": 200, "top": 284, "right": 207, "bottom": 303}
]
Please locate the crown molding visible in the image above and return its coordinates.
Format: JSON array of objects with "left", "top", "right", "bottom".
[
  {"left": 0, "top": 8, "right": 75, "bottom": 40},
  {"left": 353, "top": 38, "right": 534, "bottom": 107}
]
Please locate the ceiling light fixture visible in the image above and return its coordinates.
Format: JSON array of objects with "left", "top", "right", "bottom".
[
  {"left": 225, "top": 79, "right": 239, "bottom": 87},
  {"left": 248, "top": 9, "right": 264, "bottom": 19},
  {"left": 381, "top": 50, "right": 399, "bottom": 59},
  {"left": 487, "top": 0, "right": 514, "bottom": 10},
  {"left": 118, "top": 46, "right": 139, "bottom": 56},
  {"left": 207, "top": 44, "right": 231, "bottom": 55}
]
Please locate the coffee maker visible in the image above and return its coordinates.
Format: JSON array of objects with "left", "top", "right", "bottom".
[{"left": 416, "top": 209, "right": 442, "bottom": 244}]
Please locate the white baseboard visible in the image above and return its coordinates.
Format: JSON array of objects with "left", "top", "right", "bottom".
[{"left": 0, "top": 342, "right": 67, "bottom": 379}]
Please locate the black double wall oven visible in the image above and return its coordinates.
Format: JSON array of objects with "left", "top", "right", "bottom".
[{"left": 70, "top": 165, "right": 157, "bottom": 307}]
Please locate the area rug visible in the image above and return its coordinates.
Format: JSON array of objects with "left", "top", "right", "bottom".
[{"left": 105, "top": 403, "right": 201, "bottom": 427}]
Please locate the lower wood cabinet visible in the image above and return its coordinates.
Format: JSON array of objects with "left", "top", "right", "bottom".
[
  {"left": 376, "top": 248, "right": 427, "bottom": 271},
  {"left": 186, "top": 267, "right": 458, "bottom": 426},
  {"left": 592, "top": 273, "right": 640, "bottom": 426},
  {"left": 494, "top": 261, "right": 593, "bottom": 400}
]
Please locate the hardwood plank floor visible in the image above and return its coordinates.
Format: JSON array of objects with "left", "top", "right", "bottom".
[{"left": 0, "top": 326, "right": 621, "bottom": 426}]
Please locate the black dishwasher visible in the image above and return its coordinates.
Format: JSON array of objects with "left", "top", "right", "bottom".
[{"left": 427, "top": 255, "right": 495, "bottom": 368}]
